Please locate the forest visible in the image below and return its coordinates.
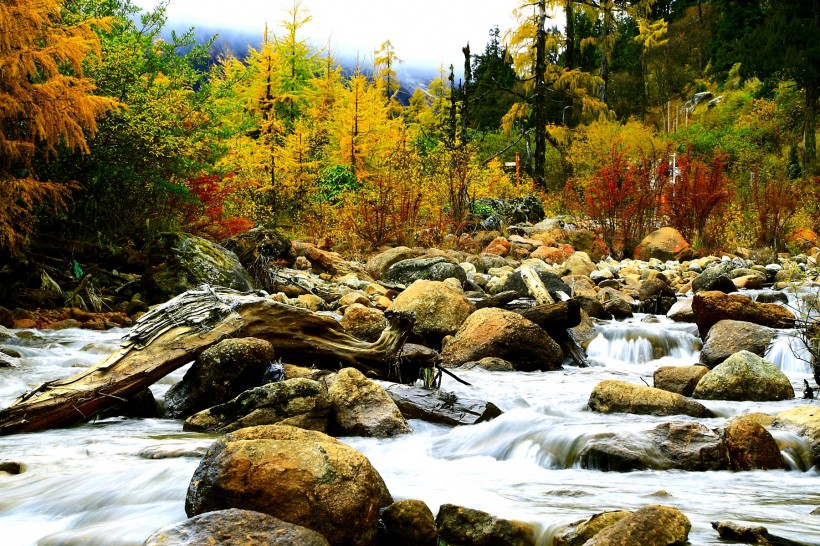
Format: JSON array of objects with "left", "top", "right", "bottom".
[{"left": 1, "top": 0, "right": 819, "bottom": 263}]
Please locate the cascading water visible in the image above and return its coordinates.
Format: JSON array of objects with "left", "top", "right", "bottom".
[{"left": 1, "top": 310, "right": 819, "bottom": 545}]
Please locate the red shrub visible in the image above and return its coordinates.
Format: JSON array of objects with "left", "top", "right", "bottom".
[{"left": 183, "top": 173, "right": 253, "bottom": 240}]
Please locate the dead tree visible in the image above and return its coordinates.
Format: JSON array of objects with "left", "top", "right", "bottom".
[{"left": 0, "top": 286, "right": 414, "bottom": 436}]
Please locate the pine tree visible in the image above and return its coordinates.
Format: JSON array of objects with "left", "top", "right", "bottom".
[{"left": 0, "top": 0, "right": 116, "bottom": 254}]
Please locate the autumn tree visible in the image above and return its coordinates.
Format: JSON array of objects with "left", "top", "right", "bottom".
[
  {"left": 0, "top": 0, "right": 116, "bottom": 254},
  {"left": 374, "top": 40, "right": 403, "bottom": 116}
]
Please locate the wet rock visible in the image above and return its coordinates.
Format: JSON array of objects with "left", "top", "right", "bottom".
[
  {"left": 185, "top": 425, "right": 392, "bottom": 546},
  {"left": 143, "top": 508, "right": 329, "bottom": 546},
  {"left": 461, "top": 356, "right": 516, "bottom": 371},
  {"left": 388, "top": 280, "right": 475, "bottom": 344},
  {"left": 589, "top": 380, "right": 713, "bottom": 418},
  {"left": 435, "top": 503, "right": 536, "bottom": 546},
  {"left": 651, "top": 421, "right": 729, "bottom": 471},
  {"left": 723, "top": 416, "right": 784, "bottom": 470},
  {"left": 384, "top": 256, "right": 467, "bottom": 286},
  {"left": 653, "top": 365, "right": 709, "bottom": 396},
  {"left": 142, "top": 232, "right": 253, "bottom": 304},
  {"left": 0, "top": 461, "right": 23, "bottom": 474},
  {"left": 582, "top": 504, "right": 690, "bottom": 546},
  {"left": 340, "top": 305, "right": 387, "bottom": 342},
  {"left": 773, "top": 406, "right": 820, "bottom": 465},
  {"left": 666, "top": 298, "right": 694, "bottom": 322},
  {"left": 567, "top": 229, "right": 609, "bottom": 262},
  {"left": 699, "top": 320, "right": 777, "bottom": 368},
  {"left": 503, "top": 265, "right": 573, "bottom": 300},
  {"left": 553, "top": 510, "right": 631, "bottom": 546},
  {"left": 327, "top": 368, "right": 411, "bottom": 438},
  {"left": 637, "top": 278, "right": 677, "bottom": 315},
  {"left": 441, "top": 307, "right": 563, "bottom": 371},
  {"left": 380, "top": 499, "right": 438, "bottom": 546},
  {"left": 633, "top": 227, "right": 694, "bottom": 262},
  {"left": 693, "top": 351, "right": 795, "bottom": 401},
  {"left": 711, "top": 520, "right": 812, "bottom": 546},
  {"left": 366, "top": 246, "right": 421, "bottom": 280},
  {"left": 692, "top": 266, "right": 737, "bottom": 294},
  {"left": 165, "top": 338, "right": 275, "bottom": 418},
  {"left": 379, "top": 382, "right": 502, "bottom": 426},
  {"left": 183, "top": 378, "right": 331, "bottom": 433},
  {"left": 692, "top": 291, "right": 795, "bottom": 338}
]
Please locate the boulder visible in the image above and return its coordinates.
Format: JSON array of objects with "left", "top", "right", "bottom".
[
  {"left": 142, "top": 232, "right": 253, "bottom": 304},
  {"left": 579, "top": 421, "right": 728, "bottom": 472},
  {"left": 567, "top": 229, "right": 609, "bottom": 262},
  {"left": 293, "top": 242, "right": 360, "bottom": 279},
  {"left": 553, "top": 511, "right": 630, "bottom": 546},
  {"left": 185, "top": 425, "right": 392, "bottom": 546},
  {"left": 530, "top": 244, "right": 573, "bottom": 264},
  {"left": 666, "top": 298, "right": 694, "bottom": 322},
  {"left": 482, "top": 236, "right": 512, "bottom": 257},
  {"left": 165, "top": 338, "right": 275, "bottom": 419},
  {"left": 699, "top": 320, "right": 777, "bottom": 368},
  {"left": 384, "top": 256, "right": 467, "bottom": 286},
  {"left": 588, "top": 380, "right": 713, "bottom": 418},
  {"left": 366, "top": 246, "right": 420, "bottom": 280},
  {"left": 773, "top": 406, "right": 820, "bottom": 465},
  {"left": 653, "top": 365, "right": 709, "bottom": 396},
  {"left": 183, "top": 378, "right": 331, "bottom": 433},
  {"left": 435, "top": 504, "right": 536, "bottom": 546},
  {"left": 633, "top": 227, "right": 694, "bottom": 262},
  {"left": 581, "top": 504, "right": 690, "bottom": 546},
  {"left": 340, "top": 305, "right": 387, "bottom": 342},
  {"left": 637, "top": 278, "right": 677, "bottom": 315},
  {"left": 462, "top": 356, "right": 516, "bottom": 371},
  {"left": 440, "top": 307, "right": 563, "bottom": 371},
  {"left": 327, "top": 368, "right": 411, "bottom": 438},
  {"left": 143, "top": 508, "right": 329, "bottom": 546},
  {"left": 692, "top": 266, "right": 737, "bottom": 294},
  {"left": 723, "top": 416, "right": 784, "bottom": 470},
  {"left": 380, "top": 499, "right": 438, "bottom": 546},
  {"left": 560, "top": 251, "right": 597, "bottom": 277},
  {"left": 693, "top": 351, "right": 795, "bottom": 401},
  {"left": 471, "top": 195, "right": 545, "bottom": 225},
  {"left": 692, "top": 291, "right": 795, "bottom": 338},
  {"left": 388, "top": 280, "right": 475, "bottom": 344},
  {"left": 503, "top": 266, "right": 573, "bottom": 300}
]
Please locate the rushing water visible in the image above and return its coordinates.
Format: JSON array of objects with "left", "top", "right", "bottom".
[{"left": 1, "top": 315, "right": 819, "bottom": 545}]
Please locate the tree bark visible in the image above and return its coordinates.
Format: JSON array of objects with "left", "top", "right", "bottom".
[
  {"left": 517, "top": 299, "right": 582, "bottom": 330},
  {"left": 0, "top": 286, "right": 415, "bottom": 436},
  {"left": 533, "top": 0, "right": 549, "bottom": 189}
]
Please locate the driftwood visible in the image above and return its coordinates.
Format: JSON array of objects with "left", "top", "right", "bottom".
[
  {"left": 377, "top": 382, "right": 502, "bottom": 427},
  {"left": 711, "top": 521, "right": 812, "bottom": 546},
  {"left": 519, "top": 265, "right": 555, "bottom": 305},
  {"left": 474, "top": 290, "right": 520, "bottom": 309},
  {"left": 0, "top": 286, "right": 415, "bottom": 436}
]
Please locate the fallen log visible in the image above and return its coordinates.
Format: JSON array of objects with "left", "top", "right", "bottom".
[
  {"left": 474, "top": 290, "right": 520, "bottom": 309},
  {"left": 520, "top": 265, "right": 555, "bottom": 305},
  {"left": 0, "top": 286, "right": 415, "bottom": 436},
  {"left": 517, "top": 299, "right": 582, "bottom": 330}
]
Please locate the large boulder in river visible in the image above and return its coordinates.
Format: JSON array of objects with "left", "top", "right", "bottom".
[
  {"left": 440, "top": 307, "right": 563, "bottom": 371},
  {"left": 699, "top": 320, "right": 777, "bottom": 368},
  {"left": 692, "top": 265, "right": 737, "bottom": 294},
  {"left": 579, "top": 421, "right": 728, "bottom": 472},
  {"left": 435, "top": 504, "right": 537, "bottom": 546},
  {"left": 588, "top": 380, "right": 713, "bottom": 418},
  {"left": 723, "top": 416, "right": 784, "bottom": 470},
  {"left": 653, "top": 365, "right": 709, "bottom": 396},
  {"left": 692, "top": 291, "right": 795, "bottom": 338},
  {"left": 581, "top": 504, "right": 691, "bottom": 546},
  {"left": 165, "top": 338, "right": 275, "bottom": 418},
  {"left": 633, "top": 227, "right": 694, "bottom": 262},
  {"left": 327, "top": 368, "right": 411, "bottom": 438},
  {"left": 384, "top": 256, "right": 467, "bottom": 286},
  {"left": 693, "top": 350, "right": 794, "bottom": 401},
  {"left": 553, "top": 510, "right": 631, "bottom": 546},
  {"left": 185, "top": 425, "right": 392, "bottom": 546},
  {"left": 143, "top": 508, "right": 329, "bottom": 546},
  {"left": 182, "top": 378, "right": 331, "bottom": 433},
  {"left": 388, "top": 280, "right": 474, "bottom": 344},
  {"left": 142, "top": 232, "right": 253, "bottom": 304}
]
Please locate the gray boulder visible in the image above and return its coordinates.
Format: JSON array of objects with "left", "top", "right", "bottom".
[
  {"left": 693, "top": 350, "right": 795, "bottom": 401},
  {"left": 699, "top": 320, "right": 776, "bottom": 368},
  {"left": 365, "top": 246, "right": 420, "bottom": 280},
  {"left": 384, "top": 256, "right": 467, "bottom": 286},
  {"left": 182, "top": 378, "right": 331, "bottom": 433},
  {"left": 692, "top": 266, "right": 737, "bottom": 294}
]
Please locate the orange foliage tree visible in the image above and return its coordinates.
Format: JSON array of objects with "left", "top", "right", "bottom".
[{"left": 0, "top": 0, "right": 116, "bottom": 254}]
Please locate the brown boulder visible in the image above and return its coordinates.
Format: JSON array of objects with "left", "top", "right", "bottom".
[
  {"left": 327, "top": 368, "right": 411, "bottom": 438},
  {"left": 185, "top": 425, "right": 392, "bottom": 546},
  {"left": 582, "top": 504, "right": 691, "bottom": 546},
  {"left": 589, "top": 380, "right": 713, "bottom": 418},
  {"left": 440, "top": 307, "right": 563, "bottom": 371},
  {"left": 653, "top": 365, "right": 709, "bottom": 396},
  {"left": 380, "top": 499, "right": 438, "bottom": 546},
  {"left": 482, "top": 236, "right": 511, "bottom": 256},
  {"left": 340, "top": 305, "right": 387, "bottom": 342},
  {"left": 692, "top": 291, "right": 795, "bottom": 338},
  {"left": 366, "top": 246, "right": 421, "bottom": 280},
  {"left": 388, "top": 280, "right": 475, "bottom": 343},
  {"left": 699, "top": 320, "right": 777, "bottom": 368},
  {"left": 144, "top": 508, "right": 329, "bottom": 545},
  {"left": 724, "top": 416, "right": 784, "bottom": 470},
  {"left": 435, "top": 504, "right": 536, "bottom": 546},
  {"left": 633, "top": 227, "right": 694, "bottom": 262},
  {"left": 553, "top": 511, "right": 630, "bottom": 546}
]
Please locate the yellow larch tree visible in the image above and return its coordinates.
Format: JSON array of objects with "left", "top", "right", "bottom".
[{"left": 0, "top": 0, "right": 117, "bottom": 254}]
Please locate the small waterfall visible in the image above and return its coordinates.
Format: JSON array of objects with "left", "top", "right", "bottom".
[
  {"left": 764, "top": 332, "right": 813, "bottom": 374},
  {"left": 770, "top": 429, "right": 815, "bottom": 472},
  {"left": 586, "top": 320, "right": 701, "bottom": 366}
]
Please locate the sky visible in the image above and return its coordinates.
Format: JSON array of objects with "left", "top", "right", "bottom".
[{"left": 131, "top": 0, "right": 530, "bottom": 70}]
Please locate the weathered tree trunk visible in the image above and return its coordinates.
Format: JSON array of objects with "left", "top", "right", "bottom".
[
  {"left": 520, "top": 265, "right": 556, "bottom": 305},
  {"left": 0, "top": 286, "right": 414, "bottom": 436},
  {"left": 517, "top": 299, "right": 581, "bottom": 330},
  {"left": 378, "top": 382, "right": 502, "bottom": 427},
  {"left": 474, "top": 290, "right": 520, "bottom": 309}
]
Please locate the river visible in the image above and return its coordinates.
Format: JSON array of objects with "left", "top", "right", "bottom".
[{"left": 0, "top": 314, "right": 818, "bottom": 545}]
